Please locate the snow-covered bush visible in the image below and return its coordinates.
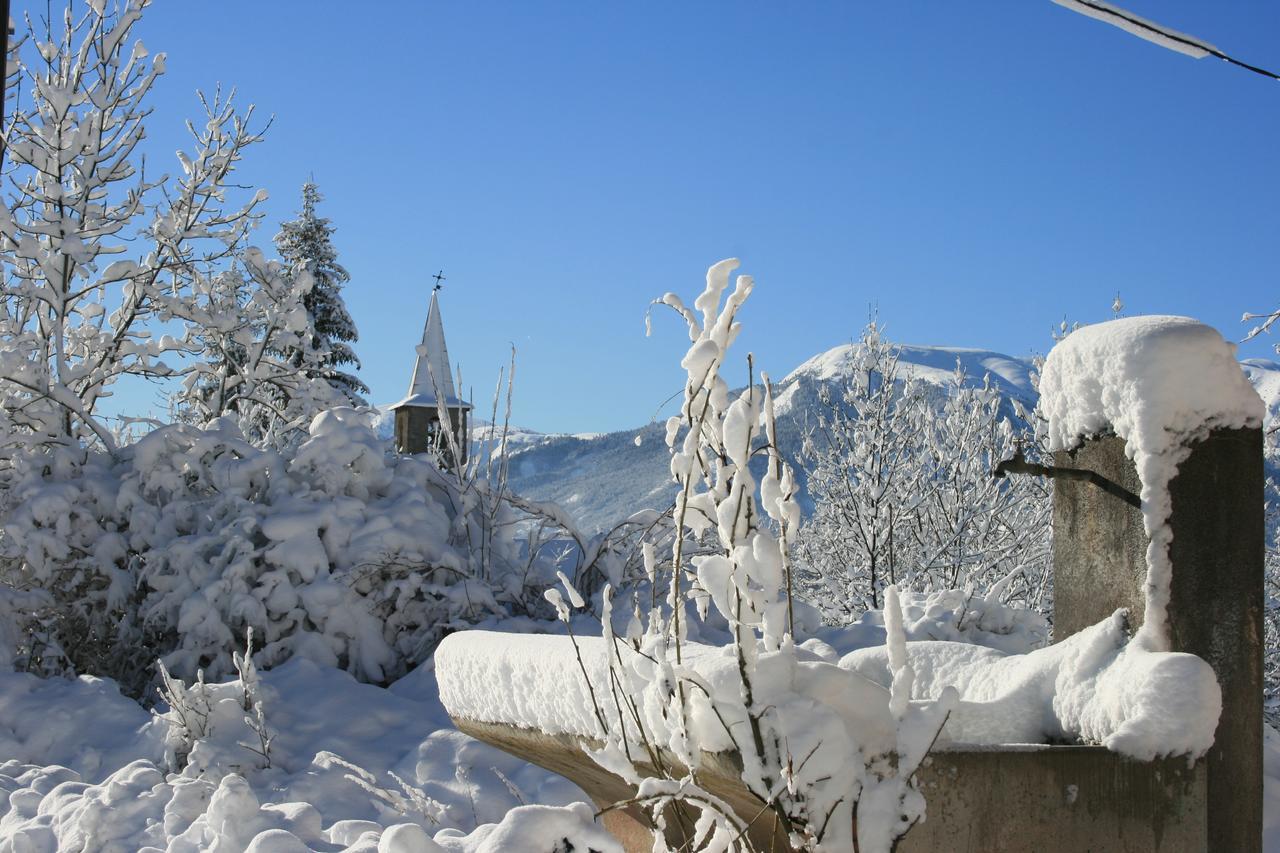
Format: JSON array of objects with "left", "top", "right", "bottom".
[
  {"left": 0, "top": 408, "right": 556, "bottom": 691},
  {"left": 158, "top": 629, "right": 274, "bottom": 779},
  {"left": 834, "top": 575, "right": 1051, "bottom": 657},
  {"left": 557, "top": 260, "right": 956, "bottom": 852},
  {"left": 796, "top": 322, "right": 1050, "bottom": 622}
]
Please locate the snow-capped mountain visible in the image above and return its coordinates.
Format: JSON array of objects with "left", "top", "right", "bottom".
[
  {"left": 488, "top": 342, "right": 1044, "bottom": 532},
  {"left": 774, "top": 343, "right": 1038, "bottom": 413},
  {"left": 381, "top": 344, "right": 1280, "bottom": 534}
]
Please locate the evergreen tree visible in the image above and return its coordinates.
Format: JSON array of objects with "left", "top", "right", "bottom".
[
  {"left": 274, "top": 183, "right": 369, "bottom": 405},
  {"left": 172, "top": 250, "right": 348, "bottom": 449}
]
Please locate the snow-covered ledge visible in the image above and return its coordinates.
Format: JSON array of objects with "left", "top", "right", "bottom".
[
  {"left": 437, "top": 628, "right": 1217, "bottom": 852},
  {"left": 437, "top": 626, "right": 1219, "bottom": 763},
  {"left": 437, "top": 631, "right": 809, "bottom": 852}
]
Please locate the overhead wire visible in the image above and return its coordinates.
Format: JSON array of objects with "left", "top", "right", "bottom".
[{"left": 1055, "top": 0, "right": 1280, "bottom": 82}]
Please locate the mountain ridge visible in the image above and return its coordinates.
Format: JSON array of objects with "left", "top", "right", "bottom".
[{"left": 380, "top": 342, "right": 1280, "bottom": 532}]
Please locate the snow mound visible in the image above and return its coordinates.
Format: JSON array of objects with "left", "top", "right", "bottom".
[
  {"left": 0, "top": 762, "right": 614, "bottom": 853},
  {"left": 0, "top": 670, "right": 165, "bottom": 780},
  {"left": 841, "top": 611, "right": 1222, "bottom": 760},
  {"left": 0, "top": 655, "right": 609, "bottom": 852},
  {"left": 812, "top": 584, "right": 1050, "bottom": 659},
  {"left": 1039, "top": 316, "right": 1263, "bottom": 649}
]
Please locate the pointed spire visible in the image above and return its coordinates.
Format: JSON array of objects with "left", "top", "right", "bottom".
[{"left": 398, "top": 289, "right": 465, "bottom": 407}]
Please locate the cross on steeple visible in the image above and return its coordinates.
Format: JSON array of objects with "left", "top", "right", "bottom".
[{"left": 432, "top": 270, "right": 446, "bottom": 292}]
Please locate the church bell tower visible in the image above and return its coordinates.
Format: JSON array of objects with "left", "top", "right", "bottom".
[{"left": 392, "top": 278, "right": 471, "bottom": 465}]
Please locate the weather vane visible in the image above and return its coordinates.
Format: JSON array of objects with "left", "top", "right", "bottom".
[{"left": 432, "top": 270, "right": 446, "bottom": 292}]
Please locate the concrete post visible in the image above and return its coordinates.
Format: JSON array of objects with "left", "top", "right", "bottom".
[{"left": 1052, "top": 427, "right": 1263, "bottom": 853}]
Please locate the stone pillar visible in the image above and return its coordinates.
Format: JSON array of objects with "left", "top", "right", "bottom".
[{"left": 1052, "top": 427, "right": 1263, "bottom": 853}]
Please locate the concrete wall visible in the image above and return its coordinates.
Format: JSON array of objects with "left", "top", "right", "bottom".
[
  {"left": 443, "top": 421, "right": 1262, "bottom": 852},
  {"left": 452, "top": 718, "right": 1208, "bottom": 853},
  {"left": 1053, "top": 428, "right": 1263, "bottom": 853},
  {"left": 1051, "top": 435, "right": 1147, "bottom": 639},
  {"left": 903, "top": 747, "right": 1205, "bottom": 853}
]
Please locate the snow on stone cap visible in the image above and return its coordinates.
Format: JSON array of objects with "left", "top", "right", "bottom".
[{"left": 1040, "top": 315, "right": 1262, "bottom": 456}]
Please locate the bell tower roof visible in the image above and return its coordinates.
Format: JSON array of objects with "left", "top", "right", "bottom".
[{"left": 393, "top": 288, "right": 471, "bottom": 410}]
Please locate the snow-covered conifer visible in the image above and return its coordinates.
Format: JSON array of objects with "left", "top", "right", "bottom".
[
  {"left": 172, "top": 248, "right": 349, "bottom": 448},
  {"left": 273, "top": 182, "right": 368, "bottom": 406}
]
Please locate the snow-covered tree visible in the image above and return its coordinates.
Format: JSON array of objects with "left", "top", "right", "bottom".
[
  {"left": 796, "top": 323, "right": 1051, "bottom": 622},
  {"left": 906, "top": 366, "right": 1052, "bottom": 600},
  {"left": 0, "top": 2, "right": 268, "bottom": 457},
  {"left": 796, "top": 322, "right": 931, "bottom": 616},
  {"left": 171, "top": 248, "right": 349, "bottom": 449},
  {"left": 273, "top": 182, "right": 367, "bottom": 406},
  {"left": 1263, "top": 431, "right": 1280, "bottom": 726}
]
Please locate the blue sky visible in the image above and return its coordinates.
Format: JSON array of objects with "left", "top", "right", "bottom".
[{"left": 32, "top": 1, "right": 1280, "bottom": 434}]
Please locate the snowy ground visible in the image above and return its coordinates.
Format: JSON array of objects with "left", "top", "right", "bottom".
[
  {"left": 0, "top": 641, "right": 600, "bottom": 852},
  {"left": 2, "top": 612, "right": 1279, "bottom": 851}
]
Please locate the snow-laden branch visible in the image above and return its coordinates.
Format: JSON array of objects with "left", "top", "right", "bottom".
[{"left": 0, "top": 3, "right": 270, "bottom": 455}]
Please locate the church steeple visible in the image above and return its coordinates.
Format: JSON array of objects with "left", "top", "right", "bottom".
[
  {"left": 392, "top": 281, "right": 471, "bottom": 463},
  {"left": 406, "top": 289, "right": 460, "bottom": 406}
]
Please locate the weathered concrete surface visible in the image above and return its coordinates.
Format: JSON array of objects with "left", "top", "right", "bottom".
[
  {"left": 454, "top": 718, "right": 1209, "bottom": 853},
  {"left": 1051, "top": 434, "right": 1147, "bottom": 639},
  {"left": 1053, "top": 427, "right": 1264, "bottom": 853},
  {"left": 902, "top": 747, "right": 1205, "bottom": 853}
]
